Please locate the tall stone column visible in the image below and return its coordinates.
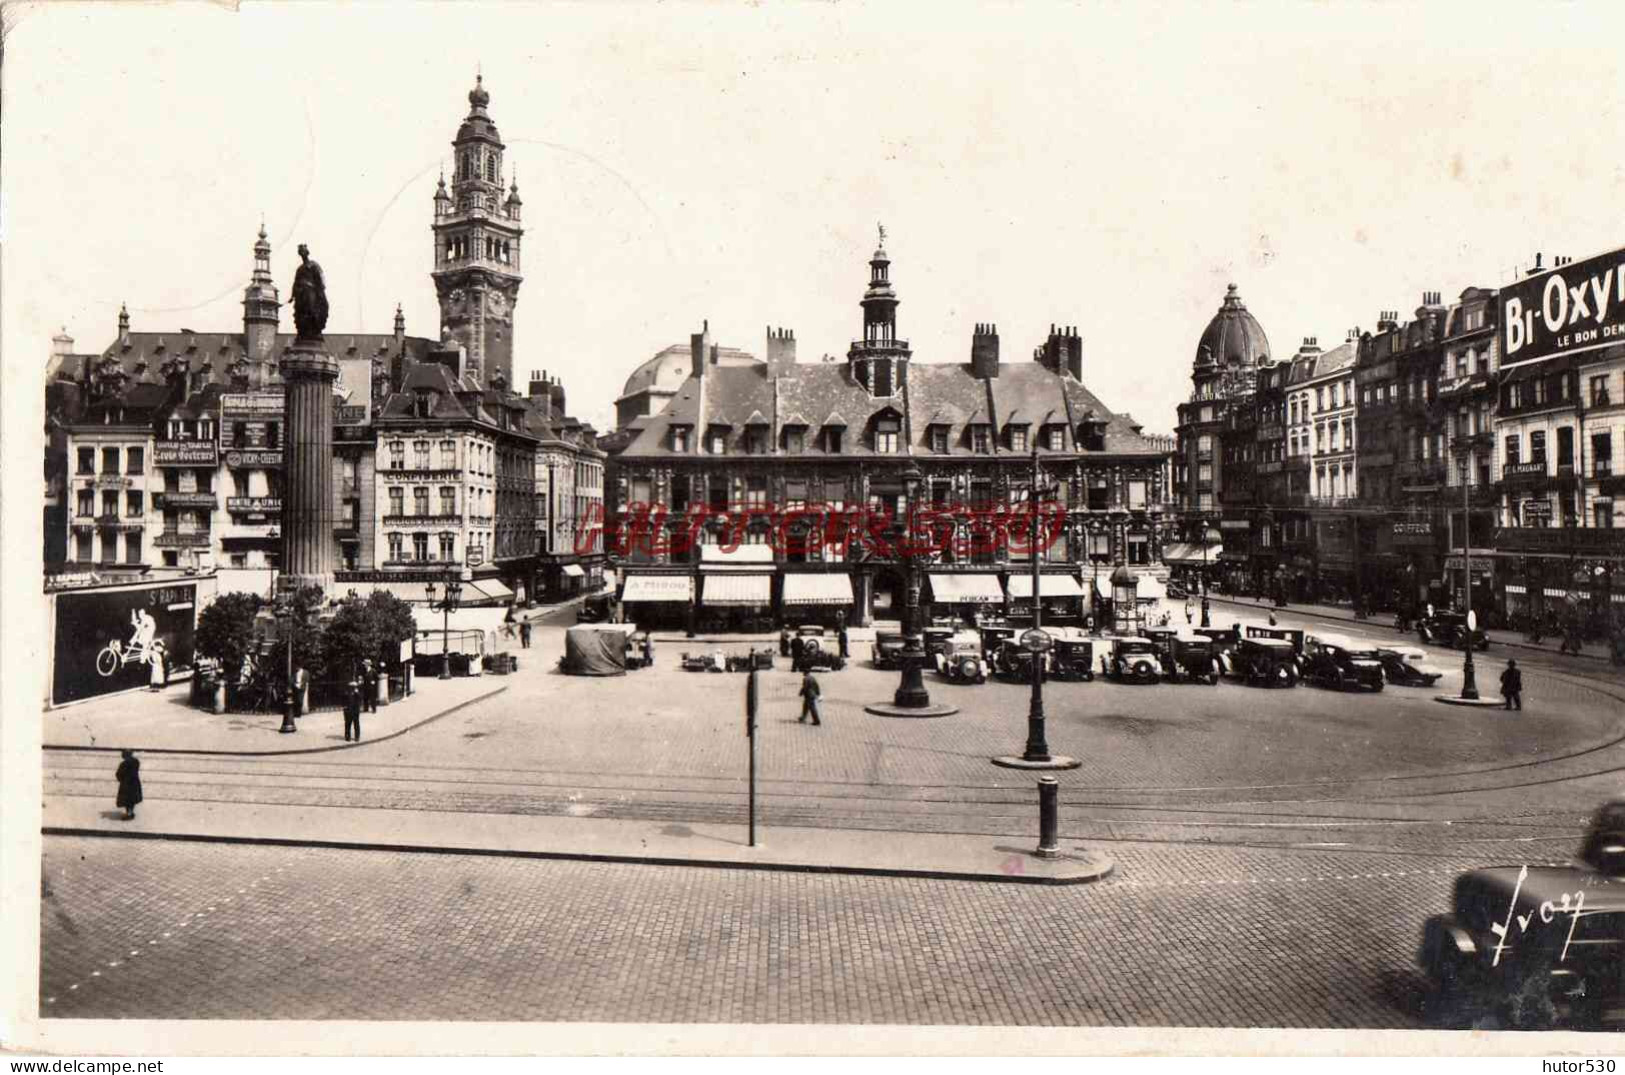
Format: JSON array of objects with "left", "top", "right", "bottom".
[{"left": 280, "top": 339, "right": 339, "bottom": 593}]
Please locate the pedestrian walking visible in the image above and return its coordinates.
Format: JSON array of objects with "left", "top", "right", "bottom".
[
  {"left": 115, "top": 749, "right": 142, "bottom": 820},
  {"left": 343, "top": 681, "right": 363, "bottom": 741},
  {"left": 837, "top": 618, "right": 850, "bottom": 659},
  {"left": 1501, "top": 658, "right": 1523, "bottom": 711},
  {"left": 148, "top": 649, "right": 165, "bottom": 691},
  {"left": 798, "top": 668, "right": 822, "bottom": 726},
  {"left": 520, "top": 621, "right": 532, "bottom": 649}
]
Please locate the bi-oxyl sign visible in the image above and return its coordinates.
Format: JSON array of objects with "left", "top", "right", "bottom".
[{"left": 1502, "top": 245, "right": 1625, "bottom": 368}]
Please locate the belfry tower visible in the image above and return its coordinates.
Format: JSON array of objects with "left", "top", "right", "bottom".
[
  {"left": 846, "top": 224, "right": 911, "bottom": 398},
  {"left": 432, "top": 74, "right": 525, "bottom": 388}
]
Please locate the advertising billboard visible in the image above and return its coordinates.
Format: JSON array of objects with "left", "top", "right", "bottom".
[
  {"left": 1501, "top": 245, "right": 1625, "bottom": 369},
  {"left": 51, "top": 581, "right": 198, "bottom": 706}
]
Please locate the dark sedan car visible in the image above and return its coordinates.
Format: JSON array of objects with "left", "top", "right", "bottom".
[
  {"left": 1419, "top": 802, "right": 1625, "bottom": 1029},
  {"left": 1419, "top": 610, "right": 1490, "bottom": 650},
  {"left": 1227, "top": 637, "right": 1300, "bottom": 687},
  {"left": 1300, "top": 633, "right": 1385, "bottom": 692},
  {"left": 871, "top": 631, "right": 908, "bottom": 670}
]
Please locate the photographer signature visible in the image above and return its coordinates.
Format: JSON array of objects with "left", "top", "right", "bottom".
[{"left": 1490, "top": 865, "right": 1588, "bottom": 967}]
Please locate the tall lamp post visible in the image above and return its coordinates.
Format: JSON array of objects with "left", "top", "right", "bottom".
[
  {"left": 1457, "top": 463, "right": 1479, "bottom": 698},
  {"left": 425, "top": 572, "right": 463, "bottom": 680},
  {"left": 1200, "top": 522, "right": 1219, "bottom": 628},
  {"left": 865, "top": 461, "right": 957, "bottom": 717},
  {"left": 993, "top": 442, "right": 1079, "bottom": 770},
  {"left": 276, "top": 586, "right": 297, "bottom": 734}
]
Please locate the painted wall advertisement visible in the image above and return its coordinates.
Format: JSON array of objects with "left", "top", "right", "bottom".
[
  {"left": 1501, "top": 244, "right": 1625, "bottom": 367},
  {"left": 51, "top": 581, "right": 197, "bottom": 706}
]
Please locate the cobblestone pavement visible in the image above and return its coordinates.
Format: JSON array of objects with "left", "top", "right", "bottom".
[{"left": 39, "top": 834, "right": 1596, "bottom": 1025}]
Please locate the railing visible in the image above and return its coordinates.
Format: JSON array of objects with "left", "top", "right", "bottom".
[
  {"left": 381, "top": 558, "right": 464, "bottom": 568},
  {"left": 850, "top": 338, "right": 911, "bottom": 353}
]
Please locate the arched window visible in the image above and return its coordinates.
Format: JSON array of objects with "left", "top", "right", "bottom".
[{"left": 486, "top": 154, "right": 497, "bottom": 182}]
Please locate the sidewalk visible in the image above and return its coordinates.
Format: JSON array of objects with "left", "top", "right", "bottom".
[
  {"left": 43, "top": 674, "right": 508, "bottom": 756},
  {"left": 40, "top": 793, "right": 1114, "bottom": 886},
  {"left": 1204, "top": 594, "right": 1616, "bottom": 662}
]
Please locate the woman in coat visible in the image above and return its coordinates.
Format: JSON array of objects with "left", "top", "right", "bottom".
[{"left": 115, "top": 750, "right": 142, "bottom": 820}]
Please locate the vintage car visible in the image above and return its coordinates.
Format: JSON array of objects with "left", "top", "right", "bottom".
[
  {"left": 680, "top": 650, "right": 726, "bottom": 673},
  {"left": 1244, "top": 624, "right": 1306, "bottom": 655},
  {"left": 799, "top": 644, "right": 847, "bottom": 672},
  {"left": 1375, "top": 644, "right": 1446, "bottom": 687},
  {"left": 870, "top": 630, "right": 908, "bottom": 670},
  {"left": 723, "top": 648, "right": 775, "bottom": 673},
  {"left": 1299, "top": 633, "right": 1385, "bottom": 692},
  {"left": 992, "top": 639, "right": 1043, "bottom": 682},
  {"left": 1163, "top": 633, "right": 1220, "bottom": 684},
  {"left": 576, "top": 592, "right": 620, "bottom": 624},
  {"left": 1419, "top": 610, "right": 1490, "bottom": 651},
  {"left": 1227, "top": 636, "right": 1300, "bottom": 686},
  {"left": 933, "top": 638, "right": 991, "bottom": 684},
  {"left": 779, "top": 624, "right": 828, "bottom": 657},
  {"left": 923, "top": 625, "right": 959, "bottom": 659},
  {"left": 1418, "top": 800, "right": 1625, "bottom": 1029},
  {"left": 1047, "top": 628, "right": 1096, "bottom": 682},
  {"left": 979, "top": 624, "right": 1018, "bottom": 659},
  {"left": 1102, "top": 637, "right": 1164, "bottom": 683}
]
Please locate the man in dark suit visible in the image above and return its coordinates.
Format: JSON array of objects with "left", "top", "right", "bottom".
[
  {"left": 343, "top": 681, "right": 363, "bottom": 742},
  {"left": 1500, "top": 658, "right": 1523, "bottom": 711},
  {"left": 799, "top": 669, "right": 822, "bottom": 726}
]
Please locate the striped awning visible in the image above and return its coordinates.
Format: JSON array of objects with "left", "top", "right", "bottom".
[
  {"left": 1006, "top": 574, "right": 1085, "bottom": 599},
  {"left": 928, "top": 573, "right": 1005, "bottom": 604},
  {"left": 562, "top": 564, "right": 586, "bottom": 578},
  {"left": 702, "top": 573, "right": 772, "bottom": 607},
  {"left": 1544, "top": 588, "right": 1569, "bottom": 598},
  {"left": 782, "top": 574, "right": 854, "bottom": 606},
  {"left": 1504, "top": 583, "right": 1527, "bottom": 594},
  {"left": 622, "top": 574, "right": 694, "bottom": 603},
  {"left": 1161, "top": 542, "right": 1223, "bottom": 566}
]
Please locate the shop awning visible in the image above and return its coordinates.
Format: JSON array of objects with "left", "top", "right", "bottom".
[
  {"left": 1006, "top": 574, "right": 1085, "bottom": 599},
  {"left": 622, "top": 574, "right": 694, "bottom": 602},
  {"left": 700, "top": 545, "right": 775, "bottom": 569},
  {"left": 380, "top": 582, "right": 433, "bottom": 604},
  {"left": 702, "top": 573, "right": 772, "bottom": 607},
  {"left": 562, "top": 564, "right": 586, "bottom": 578},
  {"left": 1137, "top": 576, "right": 1168, "bottom": 602},
  {"left": 928, "top": 573, "right": 1006, "bottom": 604},
  {"left": 1544, "top": 588, "right": 1569, "bottom": 598},
  {"left": 467, "top": 578, "right": 515, "bottom": 602},
  {"left": 1161, "top": 542, "right": 1223, "bottom": 566},
  {"left": 782, "top": 573, "right": 854, "bottom": 605}
]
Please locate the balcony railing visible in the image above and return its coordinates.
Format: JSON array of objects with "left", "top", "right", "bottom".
[{"left": 849, "top": 338, "right": 911, "bottom": 354}]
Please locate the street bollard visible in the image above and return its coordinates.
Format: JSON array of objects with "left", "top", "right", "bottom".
[{"left": 1036, "top": 776, "right": 1060, "bottom": 858}]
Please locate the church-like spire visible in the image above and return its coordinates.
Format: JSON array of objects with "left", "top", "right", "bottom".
[{"left": 847, "top": 224, "right": 910, "bottom": 397}]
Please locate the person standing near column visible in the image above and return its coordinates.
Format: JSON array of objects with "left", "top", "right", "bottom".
[
  {"left": 1500, "top": 658, "right": 1523, "bottom": 711},
  {"left": 343, "top": 681, "right": 363, "bottom": 742}
]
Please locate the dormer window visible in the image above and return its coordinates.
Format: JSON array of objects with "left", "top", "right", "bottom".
[
  {"left": 1044, "top": 426, "right": 1066, "bottom": 451},
  {"left": 784, "top": 428, "right": 805, "bottom": 454},
  {"left": 707, "top": 429, "right": 727, "bottom": 455},
  {"left": 1008, "top": 426, "right": 1029, "bottom": 453},
  {"left": 824, "top": 427, "right": 844, "bottom": 454},
  {"left": 671, "top": 426, "right": 691, "bottom": 453},
  {"left": 971, "top": 426, "right": 991, "bottom": 454},
  {"left": 1078, "top": 422, "right": 1106, "bottom": 452},
  {"left": 874, "top": 417, "right": 899, "bottom": 454},
  {"left": 930, "top": 427, "right": 949, "bottom": 454}
]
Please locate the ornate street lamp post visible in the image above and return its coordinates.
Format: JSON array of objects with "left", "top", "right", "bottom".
[
  {"left": 425, "top": 571, "right": 463, "bottom": 680},
  {"left": 1200, "top": 522, "right": 1219, "bottom": 628},
  {"left": 993, "top": 443, "right": 1078, "bottom": 770},
  {"left": 865, "top": 461, "right": 957, "bottom": 718}
]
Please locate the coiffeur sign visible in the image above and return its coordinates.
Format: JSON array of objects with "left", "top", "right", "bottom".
[{"left": 1502, "top": 244, "right": 1625, "bottom": 368}]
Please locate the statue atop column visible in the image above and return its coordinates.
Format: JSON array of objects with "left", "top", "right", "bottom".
[{"left": 290, "top": 244, "right": 329, "bottom": 341}]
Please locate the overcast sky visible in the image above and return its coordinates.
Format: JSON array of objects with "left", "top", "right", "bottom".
[{"left": 7, "top": 1, "right": 1625, "bottom": 435}]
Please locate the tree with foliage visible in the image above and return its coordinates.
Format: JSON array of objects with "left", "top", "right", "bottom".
[
  {"left": 364, "top": 591, "right": 418, "bottom": 668},
  {"left": 195, "top": 591, "right": 265, "bottom": 684},
  {"left": 319, "top": 590, "right": 418, "bottom": 684}
]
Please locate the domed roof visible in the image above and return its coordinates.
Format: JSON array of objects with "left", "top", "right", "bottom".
[
  {"left": 1195, "top": 283, "right": 1270, "bottom": 371},
  {"left": 617, "top": 343, "right": 762, "bottom": 401}
]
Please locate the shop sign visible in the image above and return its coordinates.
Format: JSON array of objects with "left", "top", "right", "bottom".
[
  {"left": 1523, "top": 499, "right": 1553, "bottom": 519},
  {"left": 154, "top": 442, "right": 217, "bottom": 466},
  {"left": 92, "top": 475, "right": 133, "bottom": 489},
  {"left": 1502, "top": 243, "right": 1625, "bottom": 367},
  {"left": 220, "top": 393, "right": 284, "bottom": 417},
  {"left": 336, "top": 405, "right": 368, "bottom": 425},
  {"left": 1444, "top": 555, "right": 1494, "bottom": 573},
  {"left": 50, "top": 581, "right": 197, "bottom": 707},
  {"left": 224, "top": 450, "right": 283, "bottom": 469},
  {"left": 1504, "top": 461, "right": 1548, "bottom": 479},
  {"left": 226, "top": 496, "right": 282, "bottom": 514},
  {"left": 467, "top": 546, "right": 485, "bottom": 567},
  {"left": 1392, "top": 522, "right": 1432, "bottom": 535},
  {"left": 1219, "top": 519, "right": 1251, "bottom": 531}
]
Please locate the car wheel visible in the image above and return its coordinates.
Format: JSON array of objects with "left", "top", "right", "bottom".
[{"left": 1132, "top": 659, "right": 1153, "bottom": 680}]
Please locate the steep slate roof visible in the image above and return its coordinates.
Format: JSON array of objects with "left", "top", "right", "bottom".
[
  {"left": 619, "top": 357, "right": 1167, "bottom": 460},
  {"left": 81, "top": 331, "right": 438, "bottom": 388}
]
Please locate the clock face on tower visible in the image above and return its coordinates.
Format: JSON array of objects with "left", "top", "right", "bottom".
[{"left": 487, "top": 291, "right": 508, "bottom": 318}]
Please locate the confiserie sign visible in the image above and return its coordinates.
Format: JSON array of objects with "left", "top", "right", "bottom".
[{"left": 1503, "top": 244, "right": 1625, "bottom": 368}]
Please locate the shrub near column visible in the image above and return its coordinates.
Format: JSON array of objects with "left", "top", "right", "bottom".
[{"left": 194, "top": 592, "right": 265, "bottom": 712}]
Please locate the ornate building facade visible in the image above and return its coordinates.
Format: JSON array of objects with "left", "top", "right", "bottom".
[{"left": 602, "top": 236, "right": 1173, "bottom": 628}]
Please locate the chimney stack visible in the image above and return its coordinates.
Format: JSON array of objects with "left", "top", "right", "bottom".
[
  {"left": 970, "top": 322, "right": 1000, "bottom": 378},
  {"left": 766, "top": 326, "right": 796, "bottom": 377},
  {"left": 1038, "top": 324, "right": 1083, "bottom": 380},
  {"left": 691, "top": 319, "right": 712, "bottom": 380},
  {"left": 549, "top": 374, "right": 566, "bottom": 417},
  {"left": 1528, "top": 252, "right": 1544, "bottom": 277},
  {"left": 529, "top": 368, "right": 549, "bottom": 399}
]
